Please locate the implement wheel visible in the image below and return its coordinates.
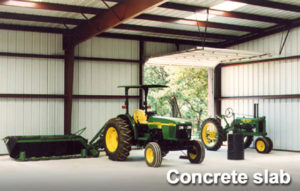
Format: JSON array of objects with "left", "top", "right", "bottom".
[
  {"left": 255, "top": 137, "right": 271, "bottom": 154},
  {"left": 187, "top": 140, "right": 205, "bottom": 164},
  {"left": 201, "top": 118, "right": 226, "bottom": 151},
  {"left": 145, "top": 142, "right": 162, "bottom": 167},
  {"left": 104, "top": 117, "right": 133, "bottom": 161}
]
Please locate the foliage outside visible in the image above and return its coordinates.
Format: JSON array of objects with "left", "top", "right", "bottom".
[{"left": 144, "top": 65, "right": 208, "bottom": 131}]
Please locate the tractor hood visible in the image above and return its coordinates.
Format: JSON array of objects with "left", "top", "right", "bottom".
[{"left": 148, "top": 116, "right": 192, "bottom": 126}]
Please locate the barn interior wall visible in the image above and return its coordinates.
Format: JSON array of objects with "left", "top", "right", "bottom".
[
  {"left": 0, "top": 30, "right": 181, "bottom": 153},
  {"left": 222, "top": 26, "right": 300, "bottom": 151}
]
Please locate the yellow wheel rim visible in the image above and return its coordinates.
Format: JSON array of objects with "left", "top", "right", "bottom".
[
  {"left": 105, "top": 127, "right": 118, "bottom": 152},
  {"left": 146, "top": 148, "right": 154, "bottom": 163},
  {"left": 256, "top": 140, "right": 265, "bottom": 152},
  {"left": 189, "top": 146, "right": 197, "bottom": 160},
  {"left": 202, "top": 123, "right": 218, "bottom": 147}
]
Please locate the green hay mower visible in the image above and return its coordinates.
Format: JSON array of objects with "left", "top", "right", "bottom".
[
  {"left": 3, "top": 127, "right": 102, "bottom": 161},
  {"left": 3, "top": 85, "right": 205, "bottom": 167},
  {"left": 201, "top": 104, "right": 273, "bottom": 154}
]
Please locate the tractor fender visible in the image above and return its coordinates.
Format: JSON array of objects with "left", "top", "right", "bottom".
[{"left": 117, "top": 114, "right": 138, "bottom": 140}]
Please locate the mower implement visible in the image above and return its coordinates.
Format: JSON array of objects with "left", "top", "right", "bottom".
[{"left": 3, "top": 128, "right": 100, "bottom": 161}]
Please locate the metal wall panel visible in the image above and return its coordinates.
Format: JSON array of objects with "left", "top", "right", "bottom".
[
  {"left": 72, "top": 37, "right": 140, "bottom": 140},
  {"left": 221, "top": 26, "right": 300, "bottom": 151},
  {"left": 72, "top": 99, "right": 138, "bottom": 140},
  {"left": 0, "top": 30, "right": 64, "bottom": 154},
  {"left": 145, "top": 41, "right": 177, "bottom": 58}
]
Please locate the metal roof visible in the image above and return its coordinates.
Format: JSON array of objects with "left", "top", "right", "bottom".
[{"left": 0, "top": 0, "right": 299, "bottom": 47}]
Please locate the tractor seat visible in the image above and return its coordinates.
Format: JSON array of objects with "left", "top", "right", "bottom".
[{"left": 133, "top": 109, "right": 148, "bottom": 124}]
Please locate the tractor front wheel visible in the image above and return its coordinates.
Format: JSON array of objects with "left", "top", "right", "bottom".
[
  {"left": 201, "top": 118, "right": 226, "bottom": 151},
  {"left": 104, "top": 117, "right": 133, "bottom": 161},
  {"left": 187, "top": 140, "right": 205, "bottom": 164},
  {"left": 255, "top": 137, "right": 271, "bottom": 154},
  {"left": 145, "top": 142, "right": 162, "bottom": 167}
]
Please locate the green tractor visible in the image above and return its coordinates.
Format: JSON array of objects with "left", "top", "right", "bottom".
[
  {"left": 201, "top": 106, "right": 273, "bottom": 154},
  {"left": 102, "top": 85, "right": 205, "bottom": 167}
]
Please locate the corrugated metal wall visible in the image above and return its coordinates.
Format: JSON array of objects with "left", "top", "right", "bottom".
[
  {"left": 221, "top": 26, "right": 300, "bottom": 151},
  {"left": 0, "top": 30, "right": 64, "bottom": 153},
  {"left": 0, "top": 30, "right": 181, "bottom": 154},
  {"left": 72, "top": 37, "right": 140, "bottom": 140}
]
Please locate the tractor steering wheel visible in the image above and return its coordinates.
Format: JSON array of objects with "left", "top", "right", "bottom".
[{"left": 225, "top": 108, "right": 234, "bottom": 118}]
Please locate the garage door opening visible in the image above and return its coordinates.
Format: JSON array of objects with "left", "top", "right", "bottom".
[{"left": 144, "top": 47, "right": 270, "bottom": 135}]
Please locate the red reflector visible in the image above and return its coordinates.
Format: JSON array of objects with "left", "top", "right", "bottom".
[
  {"left": 122, "top": 105, "right": 127, "bottom": 109},
  {"left": 147, "top": 105, "right": 151, "bottom": 109}
]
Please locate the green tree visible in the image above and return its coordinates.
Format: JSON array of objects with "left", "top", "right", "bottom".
[{"left": 144, "top": 65, "right": 208, "bottom": 131}]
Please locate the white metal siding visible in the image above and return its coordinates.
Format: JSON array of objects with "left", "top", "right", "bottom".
[
  {"left": 0, "top": 30, "right": 64, "bottom": 154},
  {"left": 72, "top": 37, "right": 140, "bottom": 140},
  {"left": 221, "top": 26, "right": 300, "bottom": 151},
  {"left": 145, "top": 41, "right": 177, "bottom": 58}
]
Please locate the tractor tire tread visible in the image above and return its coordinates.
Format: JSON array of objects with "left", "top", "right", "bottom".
[
  {"left": 104, "top": 117, "right": 133, "bottom": 161},
  {"left": 201, "top": 118, "right": 226, "bottom": 151}
]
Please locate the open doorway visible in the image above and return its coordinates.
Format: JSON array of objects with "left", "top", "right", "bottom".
[{"left": 144, "top": 47, "right": 270, "bottom": 136}]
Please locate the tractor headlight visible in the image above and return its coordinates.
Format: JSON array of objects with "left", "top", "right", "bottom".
[
  {"left": 178, "top": 125, "right": 192, "bottom": 130},
  {"left": 178, "top": 126, "right": 185, "bottom": 130}
]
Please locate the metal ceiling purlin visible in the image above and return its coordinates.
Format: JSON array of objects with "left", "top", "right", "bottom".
[
  {"left": 220, "top": 17, "right": 300, "bottom": 47},
  {"left": 0, "top": 12, "right": 240, "bottom": 40},
  {"left": 0, "top": 0, "right": 269, "bottom": 33},
  {"left": 159, "top": 2, "right": 288, "bottom": 23},
  {"left": 228, "top": 0, "right": 300, "bottom": 12},
  {"left": 0, "top": 0, "right": 102, "bottom": 14},
  {"left": 114, "top": 24, "right": 236, "bottom": 40}
]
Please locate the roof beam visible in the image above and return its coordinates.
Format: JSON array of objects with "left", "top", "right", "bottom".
[
  {"left": 99, "top": 33, "right": 220, "bottom": 47},
  {"left": 0, "top": 12, "right": 82, "bottom": 25},
  {"left": 0, "top": 11, "right": 261, "bottom": 33},
  {"left": 0, "top": 12, "right": 237, "bottom": 40},
  {"left": 0, "top": 23, "right": 220, "bottom": 47},
  {"left": 0, "top": 23, "right": 65, "bottom": 33},
  {"left": 67, "top": 0, "right": 166, "bottom": 47},
  {"left": 115, "top": 24, "right": 237, "bottom": 40},
  {"left": 160, "top": 2, "right": 287, "bottom": 24},
  {"left": 136, "top": 14, "right": 261, "bottom": 32},
  {"left": 0, "top": 0, "right": 102, "bottom": 14},
  {"left": 227, "top": 0, "right": 300, "bottom": 13},
  {"left": 0, "top": 0, "right": 274, "bottom": 32},
  {"left": 219, "top": 17, "right": 300, "bottom": 47}
]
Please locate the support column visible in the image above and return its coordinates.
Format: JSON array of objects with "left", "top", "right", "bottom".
[
  {"left": 208, "top": 68, "right": 214, "bottom": 117},
  {"left": 139, "top": 40, "right": 144, "bottom": 109},
  {"left": 214, "top": 65, "right": 222, "bottom": 117},
  {"left": 64, "top": 44, "right": 75, "bottom": 135}
]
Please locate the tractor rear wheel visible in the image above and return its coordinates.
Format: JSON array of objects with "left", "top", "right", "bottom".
[
  {"left": 145, "top": 142, "right": 162, "bottom": 167},
  {"left": 201, "top": 118, "right": 226, "bottom": 151},
  {"left": 255, "top": 137, "right": 270, "bottom": 154},
  {"left": 187, "top": 140, "right": 205, "bottom": 164},
  {"left": 265, "top": 137, "right": 273, "bottom": 153},
  {"left": 104, "top": 117, "right": 133, "bottom": 161}
]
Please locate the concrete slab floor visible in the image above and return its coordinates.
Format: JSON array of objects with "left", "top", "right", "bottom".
[{"left": 0, "top": 147, "right": 299, "bottom": 191}]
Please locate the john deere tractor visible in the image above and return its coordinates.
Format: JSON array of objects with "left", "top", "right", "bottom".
[
  {"left": 201, "top": 106, "right": 273, "bottom": 154},
  {"left": 103, "top": 85, "right": 205, "bottom": 167}
]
